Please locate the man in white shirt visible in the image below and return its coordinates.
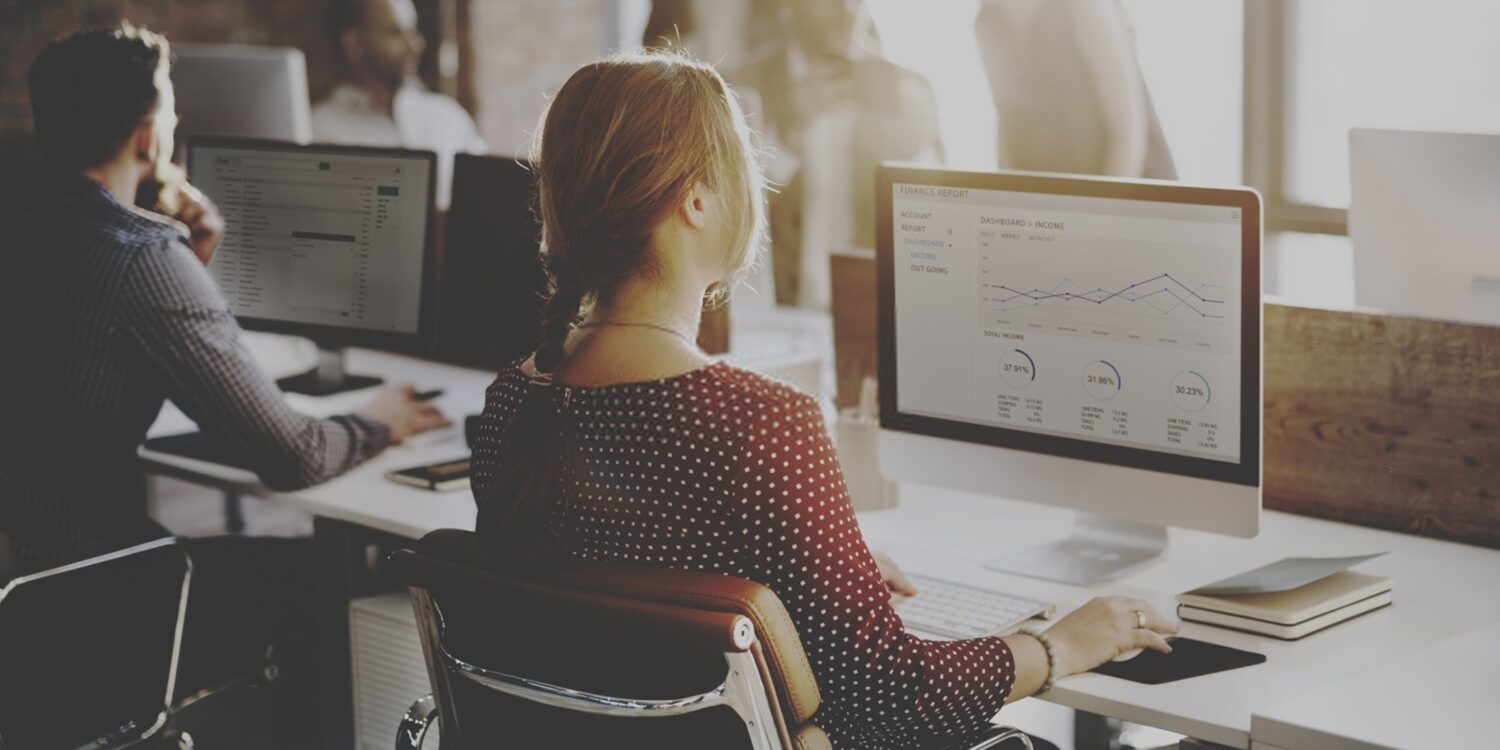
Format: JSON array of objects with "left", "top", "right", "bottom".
[{"left": 314, "top": 0, "right": 486, "bottom": 208}]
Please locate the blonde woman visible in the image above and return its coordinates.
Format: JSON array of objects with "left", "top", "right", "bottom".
[{"left": 470, "top": 51, "right": 1176, "bottom": 748}]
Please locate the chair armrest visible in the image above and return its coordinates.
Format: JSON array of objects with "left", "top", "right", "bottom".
[{"left": 395, "top": 694, "right": 438, "bottom": 750}]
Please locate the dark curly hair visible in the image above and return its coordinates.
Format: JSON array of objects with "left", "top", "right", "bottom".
[{"left": 28, "top": 22, "right": 172, "bottom": 171}]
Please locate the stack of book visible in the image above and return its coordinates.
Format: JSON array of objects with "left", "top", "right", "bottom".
[{"left": 1176, "top": 555, "right": 1393, "bottom": 640}]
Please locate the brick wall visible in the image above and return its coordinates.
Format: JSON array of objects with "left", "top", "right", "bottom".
[
  {"left": 0, "top": 0, "right": 338, "bottom": 160},
  {"left": 465, "top": 0, "right": 615, "bottom": 157}
]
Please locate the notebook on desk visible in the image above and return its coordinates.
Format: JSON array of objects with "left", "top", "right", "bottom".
[{"left": 1177, "top": 570, "right": 1393, "bottom": 640}]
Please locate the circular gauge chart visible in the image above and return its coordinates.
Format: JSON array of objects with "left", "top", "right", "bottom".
[
  {"left": 999, "top": 349, "right": 1036, "bottom": 389},
  {"left": 1170, "top": 370, "right": 1212, "bottom": 412},
  {"left": 1082, "top": 360, "right": 1122, "bottom": 401}
]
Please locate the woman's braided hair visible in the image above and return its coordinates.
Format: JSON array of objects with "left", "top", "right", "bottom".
[{"left": 477, "top": 50, "right": 766, "bottom": 560}]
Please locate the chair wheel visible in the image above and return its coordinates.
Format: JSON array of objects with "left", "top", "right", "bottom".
[{"left": 159, "top": 728, "right": 194, "bottom": 750}]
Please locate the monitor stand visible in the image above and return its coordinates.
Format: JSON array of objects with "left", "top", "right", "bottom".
[
  {"left": 984, "top": 513, "right": 1167, "bottom": 586},
  {"left": 276, "top": 346, "right": 383, "bottom": 397}
]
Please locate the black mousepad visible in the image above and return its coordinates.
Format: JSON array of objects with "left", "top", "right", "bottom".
[{"left": 1090, "top": 638, "right": 1266, "bottom": 684}]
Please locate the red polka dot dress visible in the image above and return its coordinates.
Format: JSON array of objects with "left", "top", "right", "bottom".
[{"left": 471, "top": 360, "right": 1017, "bottom": 748}]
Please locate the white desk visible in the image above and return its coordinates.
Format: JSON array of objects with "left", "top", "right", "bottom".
[
  {"left": 138, "top": 314, "right": 1500, "bottom": 750},
  {"left": 145, "top": 346, "right": 490, "bottom": 534},
  {"left": 143, "top": 305, "right": 833, "bottom": 526},
  {"left": 858, "top": 491, "right": 1500, "bottom": 749},
  {"left": 147, "top": 428, "right": 1500, "bottom": 749},
  {"left": 1249, "top": 620, "right": 1500, "bottom": 750}
]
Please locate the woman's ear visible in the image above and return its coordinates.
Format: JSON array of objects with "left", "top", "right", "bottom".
[{"left": 680, "top": 183, "right": 710, "bottom": 230}]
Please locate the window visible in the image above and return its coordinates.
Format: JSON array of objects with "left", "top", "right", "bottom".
[
  {"left": 1284, "top": 0, "right": 1500, "bottom": 209},
  {"left": 867, "top": 0, "right": 1242, "bottom": 183},
  {"left": 865, "top": 0, "right": 998, "bottom": 168},
  {"left": 1123, "top": 0, "right": 1242, "bottom": 185},
  {"left": 1248, "top": 0, "right": 1500, "bottom": 234},
  {"left": 621, "top": 0, "right": 1500, "bottom": 238}
]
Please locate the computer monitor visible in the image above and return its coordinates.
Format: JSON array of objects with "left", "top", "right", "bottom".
[
  {"left": 171, "top": 44, "right": 313, "bottom": 148},
  {"left": 435, "top": 153, "right": 733, "bottom": 368},
  {"left": 434, "top": 154, "right": 546, "bottom": 369},
  {"left": 876, "top": 165, "right": 1261, "bottom": 584},
  {"left": 1350, "top": 128, "right": 1500, "bottom": 327},
  {"left": 187, "top": 137, "right": 437, "bottom": 395}
]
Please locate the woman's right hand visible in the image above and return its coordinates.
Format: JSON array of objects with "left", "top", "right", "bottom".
[{"left": 1045, "top": 596, "right": 1179, "bottom": 677}]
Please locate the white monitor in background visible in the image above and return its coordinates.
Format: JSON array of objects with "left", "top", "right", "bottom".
[
  {"left": 1350, "top": 129, "right": 1500, "bottom": 327},
  {"left": 876, "top": 166, "right": 1262, "bottom": 585},
  {"left": 171, "top": 43, "right": 313, "bottom": 146}
]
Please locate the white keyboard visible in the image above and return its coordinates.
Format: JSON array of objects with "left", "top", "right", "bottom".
[{"left": 895, "top": 574, "right": 1055, "bottom": 640}]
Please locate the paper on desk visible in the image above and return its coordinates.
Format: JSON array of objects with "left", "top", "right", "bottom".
[{"left": 1187, "top": 553, "right": 1387, "bottom": 596}]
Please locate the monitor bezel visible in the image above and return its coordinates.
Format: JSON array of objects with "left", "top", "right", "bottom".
[
  {"left": 185, "top": 135, "right": 439, "bottom": 354},
  {"left": 876, "top": 164, "right": 1262, "bottom": 487}
]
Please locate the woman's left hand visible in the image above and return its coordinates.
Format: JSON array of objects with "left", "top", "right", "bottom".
[{"left": 872, "top": 551, "right": 919, "bottom": 598}]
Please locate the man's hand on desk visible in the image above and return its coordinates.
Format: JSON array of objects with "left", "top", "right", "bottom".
[{"left": 358, "top": 384, "right": 453, "bottom": 444}]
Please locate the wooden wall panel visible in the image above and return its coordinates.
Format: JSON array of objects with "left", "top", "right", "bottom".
[
  {"left": 830, "top": 249, "right": 877, "bottom": 410},
  {"left": 1263, "top": 303, "right": 1500, "bottom": 549}
]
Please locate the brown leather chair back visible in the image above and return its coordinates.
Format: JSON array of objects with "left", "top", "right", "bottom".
[{"left": 387, "top": 529, "right": 831, "bottom": 750}]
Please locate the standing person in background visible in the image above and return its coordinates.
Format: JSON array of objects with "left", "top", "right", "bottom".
[
  {"left": 974, "top": 0, "right": 1176, "bottom": 179},
  {"left": 729, "top": 0, "right": 943, "bottom": 309},
  {"left": 314, "top": 0, "right": 487, "bottom": 208}
]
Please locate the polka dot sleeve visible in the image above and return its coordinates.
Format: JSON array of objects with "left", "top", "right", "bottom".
[{"left": 732, "top": 386, "right": 1017, "bottom": 746}]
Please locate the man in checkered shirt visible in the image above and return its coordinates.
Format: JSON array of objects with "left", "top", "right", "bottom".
[{"left": 0, "top": 24, "right": 448, "bottom": 744}]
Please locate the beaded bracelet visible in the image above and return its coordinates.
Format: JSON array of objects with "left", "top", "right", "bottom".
[{"left": 1022, "top": 626, "right": 1060, "bottom": 695}]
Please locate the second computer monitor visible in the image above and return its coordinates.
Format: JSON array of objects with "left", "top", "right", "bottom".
[
  {"left": 171, "top": 44, "right": 313, "bottom": 146},
  {"left": 187, "top": 137, "right": 437, "bottom": 394},
  {"left": 876, "top": 165, "right": 1261, "bottom": 584},
  {"left": 1350, "top": 128, "right": 1500, "bottom": 327},
  {"left": 435, "top": 154, "right": 546, "bottom": 369}
]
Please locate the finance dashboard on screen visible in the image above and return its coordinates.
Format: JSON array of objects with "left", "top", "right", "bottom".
[{"left": 890, "top": 181, "right": 1245, "bottom": 464}]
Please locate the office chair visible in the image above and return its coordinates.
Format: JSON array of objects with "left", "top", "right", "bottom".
[
  {"left": 388, "top": 529, "right": 1036, "bottom": 750},
  {"left": 0, "top": 537, "right": 191, "bottom": 750}
]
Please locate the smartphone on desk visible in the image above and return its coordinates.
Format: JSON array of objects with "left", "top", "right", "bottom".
[{"left": 386, "top": 458, "right": 472, "bottom": 492}]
